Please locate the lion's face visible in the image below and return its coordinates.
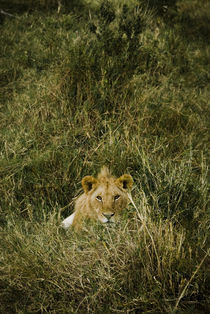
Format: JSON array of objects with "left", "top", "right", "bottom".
[{"left": 82, "top": 172, "right": 133, "bottom": 224}]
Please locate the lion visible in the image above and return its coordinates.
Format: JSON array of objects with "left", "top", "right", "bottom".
[{"left": 61, "top": 166, "right": 133, "bottom": 230}]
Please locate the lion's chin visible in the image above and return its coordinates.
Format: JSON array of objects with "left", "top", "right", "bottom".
[
  {"left": 98, "top": 216, "right": 115, "bottom": 224},
  {"left": 98, "top": 216, "right": 109, "bottom": 223}
]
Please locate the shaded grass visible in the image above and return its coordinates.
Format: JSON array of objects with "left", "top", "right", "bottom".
[{"left": 0, "top": 0, "right": 209, "bottom": 312}]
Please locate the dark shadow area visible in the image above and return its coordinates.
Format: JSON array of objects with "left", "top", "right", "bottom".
[
  {"left": 178, "top": 12, "right": 210, "bottom": 44},
  {"left": 140, "top": 0, "right": 210, "bottom": 44},
  {"left": 0, "top": 0, "right": 86, "bottom": 14}
]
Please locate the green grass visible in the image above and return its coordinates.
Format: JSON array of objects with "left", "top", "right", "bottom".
[{"left": 0, "top": 0, "right": 209, "bottom": 312}]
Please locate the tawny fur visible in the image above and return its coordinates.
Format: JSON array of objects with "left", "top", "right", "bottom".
[{"left": 61, "top": 166, "right": 133, "bottom": 230}]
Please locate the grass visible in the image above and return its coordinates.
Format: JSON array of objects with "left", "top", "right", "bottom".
[{"left": 0, "top": 0, "right": 209, "bottom": 312}]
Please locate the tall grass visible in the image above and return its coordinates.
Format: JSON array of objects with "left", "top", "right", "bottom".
[{"left": 0, "top": 0, "right": 209, "bottom": 312}]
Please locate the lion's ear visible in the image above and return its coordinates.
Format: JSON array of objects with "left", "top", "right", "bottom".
[
  {"left": 115, "top": 174, "right": 133, "bottom": 190},
  {"left": 82, "top": 176, "right": 98, "bottom": 194}
]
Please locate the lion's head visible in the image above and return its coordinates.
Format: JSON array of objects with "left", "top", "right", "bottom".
[{"left": 81, "top": 167, "right": 133, "bottom": 224}]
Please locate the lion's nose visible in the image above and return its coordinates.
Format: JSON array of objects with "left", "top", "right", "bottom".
[{"left": 103, "top": 213, "right": 114, "bottom": 220}]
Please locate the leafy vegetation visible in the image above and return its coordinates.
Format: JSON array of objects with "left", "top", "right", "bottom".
[{"left": 0, "top": 0, "right": 209, "bottom": 312}]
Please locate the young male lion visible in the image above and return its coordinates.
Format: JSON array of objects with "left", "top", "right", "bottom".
[{"left": 61, "top": 166, "right": 133, "bottom": 230}]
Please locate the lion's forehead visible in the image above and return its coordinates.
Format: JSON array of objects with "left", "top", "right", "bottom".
[{"left": 91, "top": 182, "right": 124, "bottom": 198}]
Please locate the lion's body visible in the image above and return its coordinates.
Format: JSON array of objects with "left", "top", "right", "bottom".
[{"left": 61, "top": 167, "right": 133, "bottom": 230}]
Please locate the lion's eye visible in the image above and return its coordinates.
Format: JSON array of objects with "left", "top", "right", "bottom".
[
  {"left": 96, "top": 195, "right": 102, "bottom": 202},
  {"left": 114, "top": 195, "right": 120, "bottom": 201}
]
